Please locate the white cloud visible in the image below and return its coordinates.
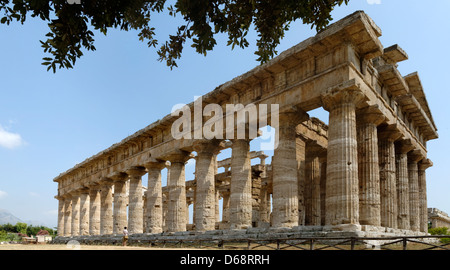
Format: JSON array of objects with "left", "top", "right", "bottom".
[
  {"left": 44, "top": 210, "right": 58, "bottom": 216},
  {"left": 0, "top": 190, "right": 7, "bottom": 199},
  {"left": 367, "top": 0, "right": 381, "bottom": 4},
  {"left": 0, "top": 125, "right": 25, "bottom": 149}
]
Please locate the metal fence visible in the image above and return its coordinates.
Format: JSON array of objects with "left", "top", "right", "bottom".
[{"left": 137, "top": 235, "right": 450, "bottom": 250}]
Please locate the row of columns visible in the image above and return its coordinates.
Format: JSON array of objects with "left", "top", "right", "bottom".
[{"left": 56, "top": 87, "right": 432, "bottom": 236}]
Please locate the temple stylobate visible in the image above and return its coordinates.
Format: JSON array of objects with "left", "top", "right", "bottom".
[{"left": 53, "top": 11, "right": 438, "bottom": 242}]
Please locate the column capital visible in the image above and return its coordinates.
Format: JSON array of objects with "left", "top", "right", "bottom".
[
  {"left": 321, "top": 80, "right": 367, "bottom": 111},
  {"left": 99, "top": 177, "right": 114, "bottom": 186},
  {"left": 408, "top": 150, "right": 425, "bottom": 163},
  {"left": 305, "top": 139, "right": 327, "bottom": 158},
  {"left": 378, "top": 124, "right": 403, "bottom": 141},
  {"left": 356, "top": 105, "right": 386, "bottom": 126},
  {"left": 278, "top": 106, "right": 309, "bottom": 125},
  {"left": 395, "top": 139, "right": 415, "bottom": 154},
  {"left": 126, "top": 166, "right": 147, "bottom": 177},
  {"left": 193, "top": 139, "right": 222, "bottom": 155},
  {"left": 144, "top": 157, "right": 167, "bottom": 170},
  {"left": 418, "top": 158, "right": 433, "bottom": 171},
  {"left": 163, "top": 149, "right": 192, "bottom": 164},
  {"left": 108, "top": 171, "right": 128, "bottom": 182}
]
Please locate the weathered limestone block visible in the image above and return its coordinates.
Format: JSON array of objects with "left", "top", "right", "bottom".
[
  {"left": 230, "top": 139, "right": 252, "bottom": 229},
  {"left": 193, "top": 140, "right": 221, "bottom": 232},
  {"left": 356, "top": 105, "right": 385, "bottom": 226},
  {"left": 144, "top": 159, "right": 166, "bottom": 234},
  {"left": 378, "top": 125, "right": 402, "bottom": 229},
  {"left": 110, "top": 172, "right": 129, "bottom": 234},
  {"left": 296, "top": 137, "right": 306, "bottom": 226},
  {"left": 79, "top": 188, "right": 90, "bottom": 236},
  {"left": 127, "top": 166, "right": 146, "bottom": 234},
  {"left": 395, "top": 140, "right": 414, "bottom": 230},
  {"left": 99, "top": 178, "right": 113, "bottom": 235},
  {"left": 88, "top": 184, "right": 101, "bottom": 236},
  {"left": 322, "top": 84, "right": 366, "bottom": 226},
  {"left": 272, "top": 110, "right": 308, "bottom": 228}
]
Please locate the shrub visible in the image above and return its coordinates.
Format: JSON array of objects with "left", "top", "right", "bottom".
[{"left": 428, "top": 227, "right": 450, "bottom": 244}]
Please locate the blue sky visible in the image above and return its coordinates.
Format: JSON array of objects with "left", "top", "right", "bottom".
[{"left": 0, "top": 0, "right": 449, "bottom": 228}]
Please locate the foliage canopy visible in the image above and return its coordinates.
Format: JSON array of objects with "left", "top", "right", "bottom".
[{"left": 1, "top": 0, "right": 349, "bottom": 72}]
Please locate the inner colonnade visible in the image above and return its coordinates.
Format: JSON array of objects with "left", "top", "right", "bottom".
[{"left": 54, "top": 11, "right": 438, "bottom": 240}]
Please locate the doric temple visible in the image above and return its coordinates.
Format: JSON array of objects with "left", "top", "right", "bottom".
[{"left": 53, "top": 11, "right": 438, "bottom": 242}]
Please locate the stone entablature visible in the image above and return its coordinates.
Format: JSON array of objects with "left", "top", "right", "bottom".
[
  {"left": 54, "top": 11, "right": 438, "bottom": 239},
  {"left": 428, "top": 208, "right": 450, "bottom": 228}
]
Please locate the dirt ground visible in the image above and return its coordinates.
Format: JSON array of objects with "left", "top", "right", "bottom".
[{"left": 0, "top": 243, "right": 200, "bottom": 250}]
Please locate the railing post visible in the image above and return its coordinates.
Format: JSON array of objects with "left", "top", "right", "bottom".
[
  {"left": 351, "top": 238, "right": 355, "bottom": 250},
  {"left": 310, "top": 239, "right": 315, "bottom": 250},
  {"left": 403, "top": 237, "right": 407, "bottom": 250}
]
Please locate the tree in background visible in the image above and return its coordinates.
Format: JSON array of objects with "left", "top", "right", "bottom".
[{"left": 0, "top": 0, "right": 349, "bottom": 72}]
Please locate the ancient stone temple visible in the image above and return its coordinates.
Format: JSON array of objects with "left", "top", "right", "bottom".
[{"left": 53, "top": 11, "right": 438, "bottom": 243}]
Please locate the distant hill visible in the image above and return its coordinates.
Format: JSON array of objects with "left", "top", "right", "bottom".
[
  {"left": 0, "top": 209, "right": 52, "bottom": 227},
  {"left": 0, "top": 208, "right": 23, "bottom": 225}
]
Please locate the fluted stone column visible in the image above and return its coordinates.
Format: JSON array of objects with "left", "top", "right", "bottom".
[
  {"left": 56, "top": 196, "right": 65, "bottom": 236},
  {"left": 230, "top": 139, "right": 252, "bottom": 229},
  {"left": 166, "top": 150, "right": 191, "bottom": 232},
  {"left": 100, "top": 178, "right": 113, "bottom": 235},
  {"left": 63, "top": 195, "right": 72, "bottom": 236},
  {"left": 356, "top": 106, "right": 385, "bottom": 226},
  {"left": 193, "top": 140, "right": 221, "bottom": 231},
  {"left": 418, "top": 159, "right": 432, "bottom": 233},
  {"left": 395, "top": 140, "right": 414, "bottom": 230},
  {"left": 111, "top": 172, "right": 129, "bottom": 235},
  {"left": 127, "top": 166, "right": 146, "bottom": 234},
  {"left": 144, "top": 159, "right": 166, "bottom": 234},
  {"left": 79, "top": 188, "right": 90, "bottom": 236},
  {"left": 322, "top": 87, "right": 365, "bottom": 226},
  {"left": 319, "top": 159, "right": 327, "bottom": 226},
  {"left": 408, "top": 152, "right": 423, "bottom": 232},
  {"left": 272, "top": 110, "right": 308, "bottom": 228},
  {"left": 304, "top": 141, "right": 323, "bottom": 226},
  {"left": 71, "top": 191, "right": 81, "bottom": 236},
  {"left": 88, "top": 184, "right": 101, "bottom": 235},
  {"left": 378, "top": 125, "right": 402, "bottom": 229},
  {"left": 222, "top": 190, "right": 230, "bottom": 223},
  {"left": 259, "top": 183, "right": 270, "bottom": 225},
  {"left": 296, "top": 137, "right": 307, "bottom": 226}
]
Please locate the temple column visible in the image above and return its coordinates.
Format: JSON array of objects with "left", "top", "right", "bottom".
[
  {"left": 110, "top": 172, "right": 129, "bottom": 235},
  {"left": 322, "top": 86, "right": 365, "bottom": 226},
  {"left": 356, "top": 106, "right": 385, "bottom": 226},
  {"left": 71, "top": 191, "right": 81, "bottom": 236},
  {"left": 418, "top": 159, "right": 432, "bottom": 233},
  {"left": 100, "top": 178, "right": 114, "bottom": 235},
  {"left": 378, "top": 125, "right": 402, "bottom": 229},
  {"left": 259, "top": 182, "right": 270, "bottom": 225},
  {"left": 88, "top": 184, "right": 101, "bottom": 236},
  {"left": 408, "top": 151, "right": 423, "bottom": 232},
  {"left": 144, "top": 159, "right": 166, "bottom": 234},
  {"left": 56, "top": 196, "right": 65, "bottom": 236},
  {"left": 319, "top": 159, "right": 327, "bottom": 226},
  {"left": 296, "top": 136, "right": 307, "bottom": 226},
  {"left": 230, "top": 139, "right": 252, "bottom": 229},
  {"left": 193, "top": 140, "right": 221, "bottom": 231},
  {"left": 126, "top": 166, "right": 147, "bottom": 234},
  {"left": 395, "top": 139, "right": 414, "bottom": 230},
  {"left": 166, "top": 150, "right": 191, "bottom": 232},
  {"left": 79, "top": 188, "right": 90, "bottom": 236},
  {"left": 304, "top": 141, "right": 323, "bottom": 226},
  {"left": 63, "top": 194, "right": 72, "bottom": 236},
  {"left": 222, "top": 190, "right": 230, "bottom": 223},
  {"left": 272, "top": 110, "right": 308, "bottom": 228}
]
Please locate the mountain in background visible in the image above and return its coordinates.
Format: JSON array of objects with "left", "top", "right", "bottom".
[{"left": 0, "top": 209, "right": 52, "bottom": 227}]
